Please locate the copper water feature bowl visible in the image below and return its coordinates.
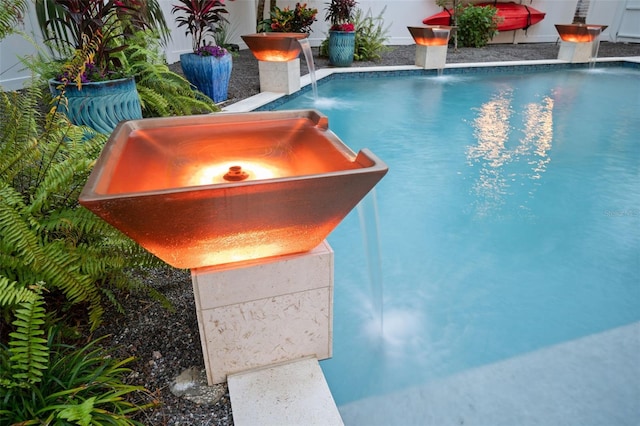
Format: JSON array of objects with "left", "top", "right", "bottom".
[
  {"left": 408, "top": 26, "right": 452, "bottom": 46},
  {"left": 555, "top": 24, "right": 608, "bottom": 43},
  {"left": 241, "top": 33, "right": 308, "bottom": 62},
  {"left": 79, "top": 110, "right": 388, "bottom": 269}
]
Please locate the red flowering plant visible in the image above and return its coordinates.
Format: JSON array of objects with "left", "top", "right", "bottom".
[
  {"left": 325, "top": 0, "right": 357, "bottom": 31},
  {"left": 267, "top": 3, "right": 318, "bottom": 33},
  {"left": 172, "top": 0, "right": 231, "bottom": 55},
  {"left": 42, "top": 0, "right": 156, "bottom": 86}
]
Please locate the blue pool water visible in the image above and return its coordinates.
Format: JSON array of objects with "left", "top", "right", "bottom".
[{"left": 275, "top": 65, "right": 640, "bottom": 417}]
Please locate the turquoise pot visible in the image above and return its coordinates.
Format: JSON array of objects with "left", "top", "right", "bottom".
[
  {"left": 180, "top": 52, "right": 232, "bottom": 103},
  {"left": 49, "top": 77, "right": 142, "bottom": 134},
  {"left": 328, "top": 31, "right": 356, "bottom": 67}
]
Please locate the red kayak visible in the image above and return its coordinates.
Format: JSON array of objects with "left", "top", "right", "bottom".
[{"left": 423, "top": 2, "right": 546, "bottom": 32}]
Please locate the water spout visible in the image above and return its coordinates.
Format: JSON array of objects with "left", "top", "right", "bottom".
[
  {"left": 588, "top": 26, "right": 603, "bottom": 69},
  {"left": 357, "top": 190, "right": 384, "bottom": 333},
  {"left": 298, "top": 38, "right": 318, "bottom": 101}
]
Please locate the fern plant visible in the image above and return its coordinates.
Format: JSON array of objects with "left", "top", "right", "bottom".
[
  {"left": 320, "top": 7, "right": 391, "bottom": 61},
  {"left": 124, "top": 31, "right": 219, "bottom": 117},
  {"left": 0, "top": 82, "right": 165, "bottom": 333},
  {"left": 0, "top": 0, "right": 28, "bottom": 40}
]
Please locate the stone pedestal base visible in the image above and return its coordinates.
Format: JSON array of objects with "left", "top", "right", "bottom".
[
  {"left": 191, "top": 241, "right": 334, "bottom": 385},
  {"left": 558, "top": 41, "right": 595, "bottom": 63},
  {"left": 415, "top": 45, "right": 448, "bottom": 70},
  {"left": 258, "top": 59, "right": 301, "bottom": 94}
]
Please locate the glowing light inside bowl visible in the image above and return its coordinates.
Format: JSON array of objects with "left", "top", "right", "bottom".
[
  {"left": 408, "top": 26, "right": 452, "bottom": 46},
  {"left": 555, "top": 24, "right": 607, "bottom": 42},
  {"left": 189, "top": 161, "right": 281, "bottom": 186}
]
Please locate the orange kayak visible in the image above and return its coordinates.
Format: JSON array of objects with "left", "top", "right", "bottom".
[{"left": 423, "top": 2, "right": 546, "bottom": 32}]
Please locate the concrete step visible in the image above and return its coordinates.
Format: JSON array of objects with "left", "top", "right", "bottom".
[{"left": 228, "top": 357, "right": 344, "bottom": 426}]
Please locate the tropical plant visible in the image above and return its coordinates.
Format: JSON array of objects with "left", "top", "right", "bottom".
[
  {"left": 325, "top": 0, "right": 357, "bottom": 31},
  {"left": 214, "top": 19, "right": 240, "bottom": 52},
  {"left": 353, "top": 7, "right": 390, "bottom": 61},
  {"left": 124, "top": 32, "right": 220, "bottom": 116},
  {"left": 0, "top": 0, "right": 28, "bottom": 39},
  {"left": 35, "top": 0, "right": 165, "bottom": 83},
  {"left": 261, "top": 2, "right": 318, "bottom": 33},
  {"left": 0, "top": 324, "right": 155, "bottom": 425},
  {"left": 456, "top": 4, "right": 499, "bottom": 47},
  {"left": 0, "top": 82, "right": 166, "bottom": 332},
  {"left": 173, "top": 0, "right": 231, "bottom": 54},
  {"left": 434, "top": 0, "right": 499, "bottom": 47}
]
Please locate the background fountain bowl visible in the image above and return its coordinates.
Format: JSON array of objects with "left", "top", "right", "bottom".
[
  {"left": 555, "top": 24, "right": 608, "bottom": 42},
  {"left": 241, "top": 33, "right": 309, "bottom": 62},
  {"left": 79, "top": 110, "right": 388, "bottom": 269},
  {"left": 408, "top": 26, "right": 452, "bottom": 46}
]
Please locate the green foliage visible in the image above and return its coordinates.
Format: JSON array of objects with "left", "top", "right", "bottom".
[
  {"left": 124, "top": 32, "right": 219, "bottom": 116},
  {"left": 325, "top": 0, "right": 358, "bottom": 27},
  {"left": 262, "top": 3, "right": 318, "bottom": 33},
  {"left": 456, "top": 4, "right": 499, "bottom": 47},
  {"left": 0, "top": 0, "right": 28, "bottom": 40},
  {"left": 214, "top": 19, "right": 240, "bottom": 52},
  {"left": 353, "top": 7, "right": 390, "bottom": 61},
  {"left": 172, "top": 0, "right": 229, "bottom": 53},
  {"left": 0, "top": 83, "right": 165, "bottom": 333},
  {"left": 8, "top": 292, "right": 49, "bottom": 386},
  {"left": 319, "top": 7, "right": 390, "bottom": 61},
  {"left": 34, "top": 0, "right": 171, "bottom": 63},
  {"left": 0, "top": 327, "right": 154, "bottom": 425}
]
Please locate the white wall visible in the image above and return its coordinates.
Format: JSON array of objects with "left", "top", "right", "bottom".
[
  {"left": 0, "top": 1, "right": 44, "bottom": 91},
  {"left": 1, "top": 0, "right": 637, "bottom": 91}
]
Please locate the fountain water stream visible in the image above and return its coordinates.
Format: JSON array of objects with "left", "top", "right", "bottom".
[
  {"left": 298, "top": 39, "right": 318, "bottom": 100},
  {"left": 357, "top": 190, "right": 384, "bottom": 333},
  {"left": 589, "top": 27, "right": 603, "bottom": 69}
]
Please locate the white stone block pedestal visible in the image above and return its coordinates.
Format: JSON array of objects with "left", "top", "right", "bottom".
[
  {"left": 258, "top": 59, "right": 301, "bottom": 94},
  {"left": 557, "top": 41, "right": 596, "bottom": 63},
  {"left": 415, "top": 45, "right": 448, "bottom": 70},
  {"left": 191, "top": 241, "right": 334, "bottom": 385}
]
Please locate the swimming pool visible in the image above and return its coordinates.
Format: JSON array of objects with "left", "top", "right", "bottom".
[{"left": 274, "top": 63, "right": 640, "bottom": 424}]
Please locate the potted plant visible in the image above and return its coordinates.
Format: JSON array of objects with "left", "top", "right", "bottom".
[
  {"left": 259, "top": 2, "right": 318, "bottom": 33},
  {"left": 173, "top": 0, "right": 233, "bottom": 103},
  {"left": 42, "top": 0, "right": 156, "bottom": 134},
  {"left": 325, "top": 0, "right": 357, "bottom": 66}
]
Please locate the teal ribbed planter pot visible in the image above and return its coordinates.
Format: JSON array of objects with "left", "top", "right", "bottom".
[
  {"left": 328, "top": 31, "right": 356, "bottom": 67},
  {"left": 48, "top": 77, "right": 142, "bottom": 134},
  {"left": 180, "top": 52, "right": 232, "bottom": 103}
]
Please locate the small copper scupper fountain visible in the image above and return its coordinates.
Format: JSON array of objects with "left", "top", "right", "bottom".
[
  {"left": 79, "top": 110, "right": 388, "bottom": 269},
  {"left": 407, "top": 26, "right": 451, "bottom": 70},
  {"left": 241, "top": 33, "right": 308, "bottom": 62},
  {"left": 555, "top": 24, "right": 608, "bottom": 43},
  {"left": 555, "top": 24, "right": 608, "bottom": 63},
  {"left": 408, "top": 25, "right": 452, "bottom": 46}
]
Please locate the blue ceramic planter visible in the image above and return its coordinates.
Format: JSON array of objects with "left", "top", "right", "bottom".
[
  {"left": 49, "top": 77, "right": 142, "bottom": 134},
  {"left": 328, "top": 31, "right": 356, "bottom": 67},
  {"left": 180, "top": 52, "right": 232, "bottom": 103}
]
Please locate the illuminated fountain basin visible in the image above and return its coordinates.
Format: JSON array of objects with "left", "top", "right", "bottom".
[
  {"left": 555, "top": 24, "right": 608, "bottom": 63},
  {"left": 79, "top": 110, "right": 388, "bottom": 269},
  {"left": 407, "top": 26, "right": 451, "bottom": 70},
  {"left": 555, "top": 24, "right": 608, "bottom": 43},
  {"left": 241, "top": 33, "right": 308, "bottom": 62},
  {"left": 407, "top": 25, "right": 452, "bottom": 46},
  {"left": 241, "top": 33, "right": 310, "bottom": 94}
]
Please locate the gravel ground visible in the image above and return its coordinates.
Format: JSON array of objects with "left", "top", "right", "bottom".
[{"left": 100, "top": 42, "right": 640, "bottom": 426}]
